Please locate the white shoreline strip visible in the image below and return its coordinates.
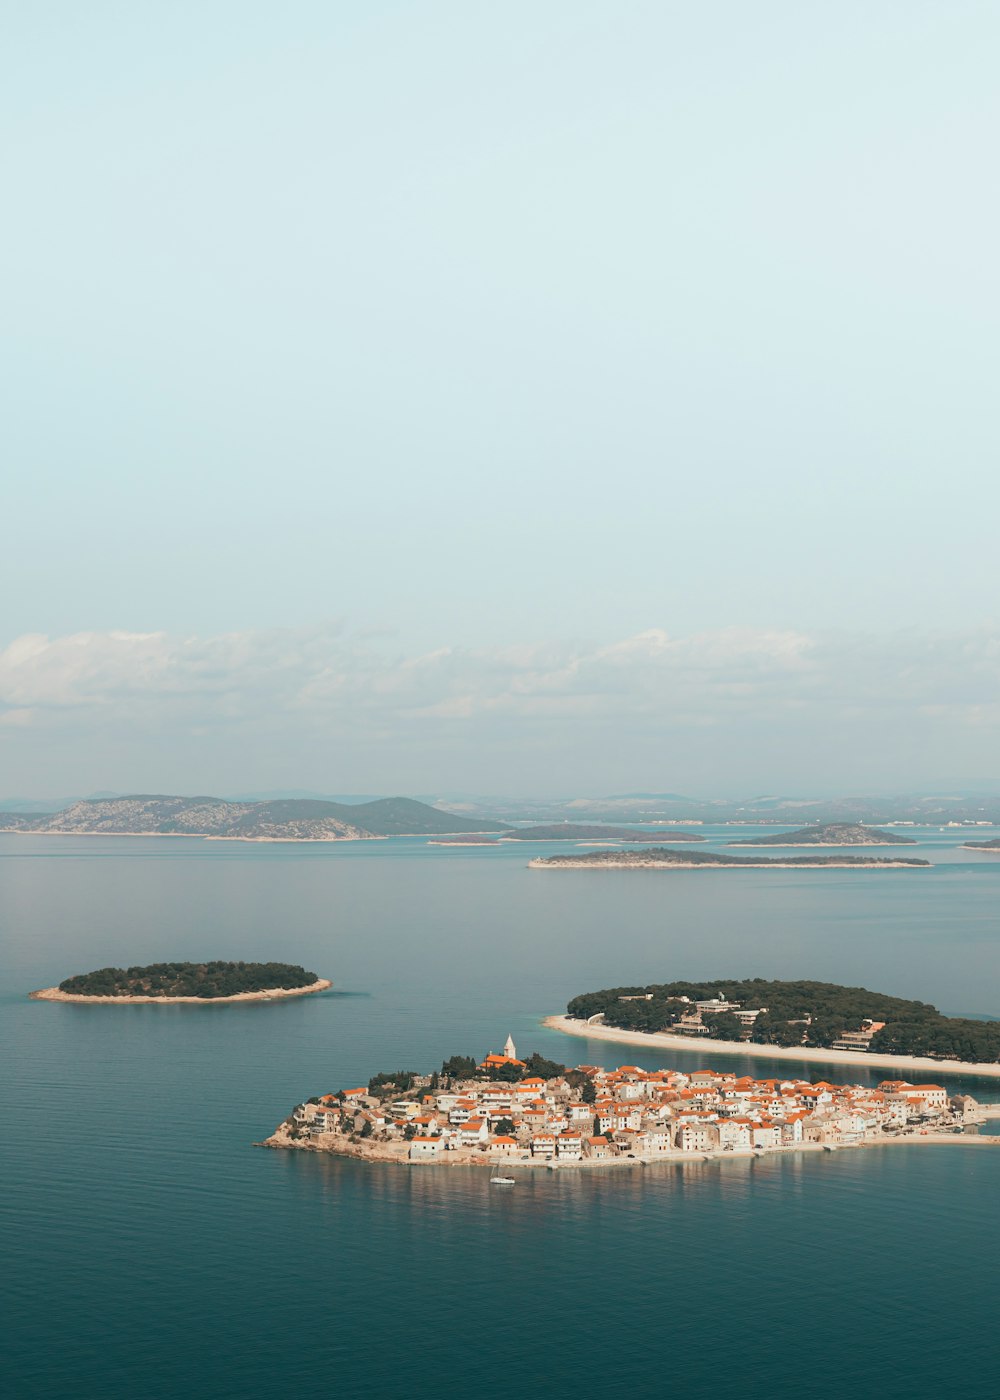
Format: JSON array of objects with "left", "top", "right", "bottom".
[
  {"left": 30, "top": 978, "right": 332, "bottom": 1005},
  {"left": 542, "top": 1014, "right": 1000, "bottom": 1079},
  {"left": 264, "top": 1132, "right": 1000, "bottom": 1167},
  {"left": 724, "top": 842, "right": 915, "bottom": 849},
  {"left": 529, "top": 860, "right": 927, "bottom": 870}
]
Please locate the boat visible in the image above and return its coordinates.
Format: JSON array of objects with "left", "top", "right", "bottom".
[{"left": 490, "top": 1175, "right": 516, "bottom": 1185}]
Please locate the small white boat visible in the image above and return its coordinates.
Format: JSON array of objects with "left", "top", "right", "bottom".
[{"left": 490, "top": 1175, "right": 516, "bottom": 1185}]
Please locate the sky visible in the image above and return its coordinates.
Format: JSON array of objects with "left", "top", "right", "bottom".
[{"left": 2, "top": 2, "right": 998, "bottom": 797}]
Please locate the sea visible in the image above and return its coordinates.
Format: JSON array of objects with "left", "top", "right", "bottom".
[{"left": 3, "top": 824, "right": 1000, "bottom": 1399}]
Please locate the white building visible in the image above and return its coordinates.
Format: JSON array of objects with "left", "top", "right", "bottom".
[{"left": 408, "top": 1136, "right": 445, "bottom": 1160}]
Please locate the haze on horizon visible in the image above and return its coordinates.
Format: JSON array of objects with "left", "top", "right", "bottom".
[{"left": 2, "top": 4, "right": 997, "bottom": 798}]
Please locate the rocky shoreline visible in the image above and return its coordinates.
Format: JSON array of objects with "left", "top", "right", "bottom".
[{"left": 259, "top": 1121, "right": 1000, "bottom": 1168}]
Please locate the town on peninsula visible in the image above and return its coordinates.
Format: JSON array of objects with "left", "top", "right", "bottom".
[
  {"left": 264, "top": 979, "right": 1000, "bottom": 1167},
  {"left": 264, "top": 1034, "right": 996, "bottom": 1170}
]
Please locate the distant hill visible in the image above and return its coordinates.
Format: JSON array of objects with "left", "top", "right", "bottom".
[
  {"left": 342, "top": 797, "right": 507, "bottom": 835},
  {"left": 0, "top": 795, "right": 508, "bottom": 840},
  {"left": 503, "top": 823, "right": 705, "bottom": 842},
  {"left": 728, "top": 822, "right": 917, "bottom": 847},
  {"left": 458, "top": 791, "right": 1000, "bottom": 825}
]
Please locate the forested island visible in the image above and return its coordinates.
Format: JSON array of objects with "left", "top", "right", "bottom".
[
  {"left": 963, "top": 838, "right": 1000, "bottom": 851},
  {"left": 31, "top": 961, "right": 330, "bottom": 1003},
  {"left": 563, "top": 978, "right": 1000, "bottom": 1063},
  {"left": 530, "top": 847, "right": 929, "bottom": 870},
  {"left": 728, "top": 822, "right": 916, "bottom": 847},
  {"left": 503, "top": 824, "right": 704, "bottom": 842}
]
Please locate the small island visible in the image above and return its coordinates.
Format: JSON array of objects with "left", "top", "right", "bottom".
[
  {"left": 963, "top": 838, "right": 1000, "bottom": 852},
  {"left": 529, "top": 846, "right": 929, "bottom": 870},
  {"left": 31, "top": 960, "right": 331, "bottom": 1004},
  {"left": 262, "top": 1033, "right": 996, "bottom": 1169},
  {"left": 727, "top": 822, "right": 917, "bottom": 847},
  {"left": 426, "top": 835, "right": 500, "bottom": 846},
  {"left": 502, "top": 824, "right": 705, "bottom": 842},
  {"left": 549, "top": 978, "right": 1000, "bottom": 1071}
]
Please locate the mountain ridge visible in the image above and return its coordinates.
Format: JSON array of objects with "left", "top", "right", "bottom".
[{"left": 0, "top": 795, "right": 508, "bottom": 840}]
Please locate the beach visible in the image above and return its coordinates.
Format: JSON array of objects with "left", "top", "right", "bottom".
[
  {"left": 30, "top": 978, "right": 333, "bottom": 1005},
  {"left": 543, "top": 1014, "right": 1000, "bottom": 1079}
]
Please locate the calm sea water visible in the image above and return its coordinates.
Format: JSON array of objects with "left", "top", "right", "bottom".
[{"left": 3, "top": 826, "right": 1000, "bottom": 1399}]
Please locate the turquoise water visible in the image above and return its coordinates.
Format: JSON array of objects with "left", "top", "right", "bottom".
[{"left": 3, "top": 828, "right": 1000, "bottom": 1398}]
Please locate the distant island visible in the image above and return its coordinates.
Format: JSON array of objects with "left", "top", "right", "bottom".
[
  {"left": 529, "top": 846, "right": 929, "bottom": 870},
  {"left": 427, "top": 835, "right": 500, "bottom": 846},
  {"left": 963, "top": 838, "right": 1000, "bottom": 851},
  {"left": 262, "top": 1033, "right": 993, "bottom": 1168},
  {"left": 728, "top": 822, "right": 917, "bottom": 847},
  {"left": 502, "top": 823, "right": 705, "bottom": 842},
  {"left": 31, "top": 960, "right": 331, "bottom": 1004},
  {"left": 552, "top": 978, "right": 1000, "bottom": 1068},
  {"left": 2, "top": 795, "right": 508, "bottom": 842}
]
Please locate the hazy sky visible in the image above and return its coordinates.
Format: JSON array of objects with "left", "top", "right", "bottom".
[{"left": 2, "top": 3, "right": 998, "bottom": 796}]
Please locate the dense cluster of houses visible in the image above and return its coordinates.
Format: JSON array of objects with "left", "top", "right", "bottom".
[{"left": 288, "top": 1038, "right": 980, "bottom": 1164}]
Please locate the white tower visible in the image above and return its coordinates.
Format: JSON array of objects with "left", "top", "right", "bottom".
[{"left": 503, "top": 1034, "right": 517, "bottom": 1060}]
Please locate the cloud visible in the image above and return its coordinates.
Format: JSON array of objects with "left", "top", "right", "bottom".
[{"left": 2, "top": 623, "right": 999, "bottom": 741}]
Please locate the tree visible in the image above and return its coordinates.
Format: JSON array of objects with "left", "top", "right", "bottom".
[
  {"left": 581, "top": 1080, "right": 597, "bottom": 1104},
  {"left": 523, "top": 1053, "right": 566, "bottom": 1080},
  {"left": 705, "top": 1011, "right": 744, "bottom": 1041},
  {"left": 493, "top": 1118, "right": 515, "bottom": 1137},
  {"left": 359, "top": 1118, "right": 373, "bottom": 1139},
  {"left": 441, "top": 1055, "right": 478, "bottom": 1081},
  {"left": 368, "top": 1070, "right": 420, "bottom": 1095}
]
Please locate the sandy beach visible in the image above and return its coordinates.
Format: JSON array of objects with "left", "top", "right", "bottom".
[
  {"left": 30, "top": 978, "right": 332, "bottom": 1005},
  {"left": 543, "top": 1014, "right": 1000, "bottom": 1079}
]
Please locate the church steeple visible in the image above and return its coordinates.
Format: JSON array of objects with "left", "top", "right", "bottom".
[{"left": 503, "top": 1034, "right": 516, "bottom": 1060}]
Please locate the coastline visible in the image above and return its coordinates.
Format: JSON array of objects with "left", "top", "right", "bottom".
[
  {"left": 29, "top": 978, "right": 332, "bottom": 1005},
  {"left": 3, "top": 829, "right": 371, "bottom": 842},
  {"left": 543, "top": 1014, "right": 1000, "bottom": 1079},
  {"left": 260, "top": 1126, "right": 1000, "bottom": 1169},
  {"left": 529, "top": 859, "right": 927, "bottom": 870},
  {"left": 426, "top": 840, "right": 500, "bottom": 847},
  {"left": 1, "top": 830, "right": 512, "bottom": 843},
  {"left": 725, "top": 842, "right": 915, "bottom": 849}
]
